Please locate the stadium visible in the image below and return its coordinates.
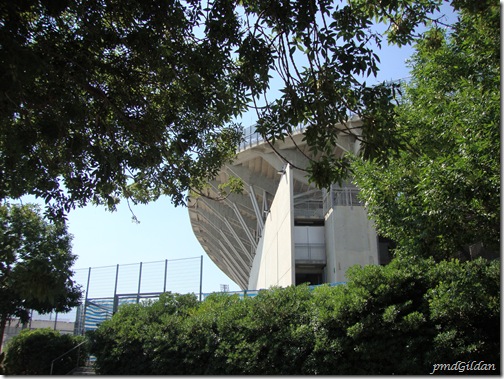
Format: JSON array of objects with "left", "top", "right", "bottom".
[{"left": 188, "top": 116, "right": 392, "bottom": 290}]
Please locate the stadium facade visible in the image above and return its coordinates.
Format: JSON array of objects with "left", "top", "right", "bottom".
[{"left": 188, "top": 117, "right": 391, "bottom": 290}]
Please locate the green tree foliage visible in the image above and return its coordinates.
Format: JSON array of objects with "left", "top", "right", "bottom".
[
  {"left": 310, "top": 257, "right": 500, "bottom": 374},
  {"left": 88, "top": 292, "right": 199, "bottom": 375},
  {"left": 89, "top": 258, "right": 499, "bottom": 375},
  {"left": 3, "top": 328, "right": 87, "bottom": 375},
  {"left": 147, "top": 293, "right": 238, "bottom": 374},
  {"left": 352, "top": 0, "right": 500, "bottom": 261},
  {"left": 214, "top": 285, "right": 315, "bottom": 374},
  {"left": 0, "top": 0, "right": 246, "bottom": 218},
  {"left": 0, "top": 0, "right": 451, "bottom": 218},
  {"left": 0, "top": 203, "right": 82, "bottom": 352}
]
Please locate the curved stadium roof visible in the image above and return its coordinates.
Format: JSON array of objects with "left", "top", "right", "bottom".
[{"left": 187, "top": 116, "right": 362, "bottom": 289}]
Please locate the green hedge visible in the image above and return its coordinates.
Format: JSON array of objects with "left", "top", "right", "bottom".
[
  {"left": 89, "top": 257, "right": 500, "bottom": 375},
  {"left": 4, "top": 328, "right": 87, "bottom": 375}
]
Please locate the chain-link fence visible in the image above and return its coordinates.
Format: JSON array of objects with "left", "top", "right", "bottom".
[
  {"left": 3, "top": 256, "right": 204, "bottom": 346},
  {"left": 73, "top": 256, "right": 203, "bottom": 334},
  {"left": 75, "top": 256, "right": 203, "bottom": 300}
]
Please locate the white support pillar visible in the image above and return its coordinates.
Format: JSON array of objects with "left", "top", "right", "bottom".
[
  {"left": 217, "top": 241, "right": 248, "bottom": 289},
  {"left": 231, "top": 202, "right": 258, "bottom": 251},
  {"left": 262, "top": 189, "right": 269, "bottom": 213},
  {"left": 223, "top": 219, "right": 253, "bottom": 262},
  {"left": 248, "top": 185, "right": 264, "bottom": 232},
  {"left": 219, "top": 229, "right": 252, "bottom": 274}
]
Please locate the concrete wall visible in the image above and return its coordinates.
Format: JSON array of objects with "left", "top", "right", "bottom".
[
  {"left": 248, "top": 165, "right": 294, "bottom": 290},
  {"left": 294, "top": 226, "right": 325, "bottom": 263},
  {"left": 247, "top": 235, "right": 264, "bottom": 289},
  {"left": 324, "top": 206, "right": 379, "bottom": 283},
  {"left": 2, "top": 319, "right": 75, "bottom": 350}
]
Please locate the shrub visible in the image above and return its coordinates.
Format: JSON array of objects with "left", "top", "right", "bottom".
[
  {"left": 215, "top": 285, "right": 315, "bottom": 375},
  {"left": 3, "top": 328, "right": 86, "bottom": 375},
  {"left": 89, "top": 259, "right": 500, "bottom": 375},
  {"left": 89, "top": 292, "right": 199, "bottom": 375}
]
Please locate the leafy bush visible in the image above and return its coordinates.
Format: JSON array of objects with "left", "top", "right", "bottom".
[
  {"left": 310, "top": 257, "right": 500, "bottom": 374},
  {"left": 214, "top": 285, "right": 315, "bottom": 375},
  {"left": 89, "top": 292, "right": 199, "bottom": 374},
  {"left": 89, "top": 258, "right": 499, "bottom": 375},
  {"left": 3, "top": 328, "right": 87, "bottom": 375}
]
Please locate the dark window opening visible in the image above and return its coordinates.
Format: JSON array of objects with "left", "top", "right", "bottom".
[
  {"left": 378, "top": 235, "right": 395, "bottom": 265},
  {"left": 296, "top": 272, "right": 323, "bottom": 286},
  {"left": 294, "top": 219, "right": 325, "bottom": 226}
]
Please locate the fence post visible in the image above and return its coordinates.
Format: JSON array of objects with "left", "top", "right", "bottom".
[
  {"left": 81, "top": 267, "right": 92, "bottom": 335},
  {"left": 137, "top": 262, "right": 143, "bottom": 303},
  {"left": 113, "top": 264, "right": 119, "bottom": 298},
  {"left": 199, "top": 256, "right": 203, "bottom": 301},
  {"left": 163, "top": 259, "right": 168, "bottom": 293}
]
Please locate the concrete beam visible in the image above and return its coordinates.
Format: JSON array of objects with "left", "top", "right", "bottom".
[
  {"left": 231, "top": 202, "right": 258, "bottom": 251},
  {"left": 191, "top": 216, "right": 250, "bottom": 285},
  {"left": 197, "top": 197, "right": 254, "bottom": 255},
  {"left": 191, "top": 205, "right": 251, "bottom": 258},
  {"left": 192, "top": 221, "right": 247, "bottom": 288},
  {"left": 225, "top": 163, "right": 279, "bottom": 195}
]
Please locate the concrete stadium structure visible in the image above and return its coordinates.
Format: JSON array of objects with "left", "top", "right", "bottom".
[{"left": 188, "top": 117, "right": 391, "bottom": 290}]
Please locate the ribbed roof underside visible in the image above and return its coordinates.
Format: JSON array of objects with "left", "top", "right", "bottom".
[{"left": 188, "top": 119, "right": 361, "bottom": 289}]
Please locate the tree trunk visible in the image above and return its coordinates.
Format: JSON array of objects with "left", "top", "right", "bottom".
[{"left": 0, "top": 314, "right": 7, "bottom": 354}]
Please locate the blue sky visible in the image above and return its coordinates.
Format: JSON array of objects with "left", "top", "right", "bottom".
[
  {"left": 66, "top": 198, "right": 238, "bottom": 293},
  {"left": 30, "top": 3, "right": 456, "bottom": 295}
]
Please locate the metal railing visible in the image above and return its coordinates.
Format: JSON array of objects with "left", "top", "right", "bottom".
[
  {"left": 49, "top": 340, "right": 88, "bottom": 375},
  {"left": 323, "top": 185, "right": 363, "bottom": 214},
  {"left": 239, "top": 124, "right": 307, "bottom": 151},
  {"left": 294, "top": 201, "right": 325, "bottom": 219}
]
